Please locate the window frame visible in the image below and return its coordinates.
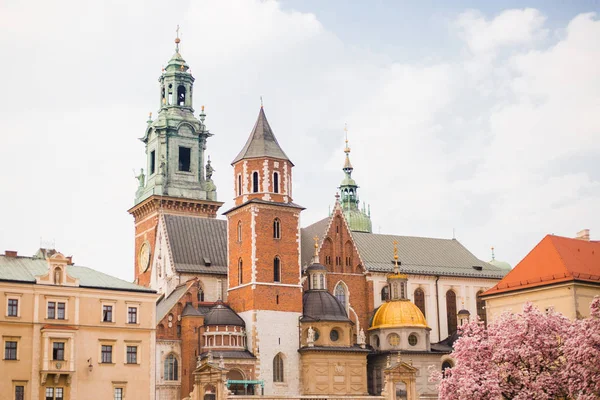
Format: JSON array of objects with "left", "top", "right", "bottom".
[
  {"left": 238, "top": 258, "right": 243, "bottom": 286},
  {"left": 273, "top": 171, "right": 279, "bottom": 193},
  {"left": 164, "top": 353, "right": 179, "bottom": 381},
  {"left": 13, "top": 382, "right": 26, "bottom": 400},
  {"left": 237, "top": 174, "right": 242, "bottom": 196},
  {"left": 252, "top": 171, "right": 259, "bottom": 193},
  {"left": 273, "top": 256, "right": 281, "bottom": 283},
  {"left": 127, "top": 305, "right": 139, "bottom": 325},
  {"left": 178, "top": 146, "right": 192, "bottom": 172},
  {"left": 273, "top": 218, "right": 281, "bottom": 239},
  {"left": 100, "top": 300, "right": 117, "bottom": 323},
  {"left": 52, "top": 342, "right": 65, "bottom": 361},
  {"left": 237, "top": 220, "right": 242, "bottom": 242},
  {"left": 101, "top": 345, "right": 113, "bottom": 364},
  {"left": 4, "top": 340, "right": 18, "bottom": 360},
  {"left": 6, "top": 296, "right": 20, "bottom": 317},
  {"left": 126, "top": 345, "right": 138, "bottom": 364},
  {"left": 273, "top": 353, "right": 284, "bottom": 383}
]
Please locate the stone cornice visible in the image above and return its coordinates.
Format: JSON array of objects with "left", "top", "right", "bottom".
[{"left": 128, "top": 195, "right": 223, "bottom": 220}]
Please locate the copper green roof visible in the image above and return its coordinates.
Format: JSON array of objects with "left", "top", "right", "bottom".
[
  {"left": 231, "top": 107, "right": 292, "bottom": 165},
  {"left": 0, "top": 255, "right": 155, "bottom": 293}
]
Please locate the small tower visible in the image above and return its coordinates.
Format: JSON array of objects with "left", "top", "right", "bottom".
[
  {"left": 128, "top": 33, "right": 223, "bottom": 286},
  {"left": 224, "top": 106, "right": 303, "bottom": 395},
  {"left": 338, "top": 127, "right": 372, "bottom": 233}
]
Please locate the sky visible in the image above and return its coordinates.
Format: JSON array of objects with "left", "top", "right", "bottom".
[{"left": 0, "top": 0, "right": 598, "bottom": 282}]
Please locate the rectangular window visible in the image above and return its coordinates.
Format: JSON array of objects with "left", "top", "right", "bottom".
[
  {"left": 126, "top": 346, "right": 137, "bottom": 364},
  {"left": 8, "top": 299, "right": 18, "bottom": 316},
  {"left": 101, "top": 345, "right": 113, "bottom": 363},
  {"left": 48, "top": 302, "right": 56, "bottom": 319},
  {"left": 114, "top": 388, "right": 123, "bottom": 400},
  {"left": 128, "top": 307, "right": 137, "bottom": 324},
  {"left": 150, "top": 150, "right": 156, "bottom": 175},
  {"left": 15, "top": 386, "right": 24, "bottom": 400},
  {"left": 103, "top": 305, "right": 113, "bottom": 322},
  {"left": 52, "top": 342, "right": 64, "bottom": 361},
  {"left": 178, "top": 146, "right": 191, "bottom": 172},
  {"left": 5, "top": 341, "right": 17, "bottom": 360},
  {"left": 55, "top": 388, "right": 63, "bottom": 400},
  {"left": 57, "top": 302, "right": 65, "bottom": 320},
  {"left": 45, "top": 388, "right": 54, "bottom": 400}
]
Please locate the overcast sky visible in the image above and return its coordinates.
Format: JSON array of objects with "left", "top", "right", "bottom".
[{"left": 1, "top": 0, "right": 598, "bottom": 282}]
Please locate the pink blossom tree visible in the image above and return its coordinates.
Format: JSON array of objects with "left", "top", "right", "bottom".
[
  {"left": 432, "top": 302, "right": 573, "bottom": 399},
  {"left": 563, "top": 297, "right": 600, "bottom": 400}
]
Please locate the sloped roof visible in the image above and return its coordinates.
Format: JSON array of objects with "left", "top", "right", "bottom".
[
  {"left": 300, "top": 217, "right": 330, "bottom": 267},
  {"left": 302, "top": 290, "right": 350, "bottom": 322},
  {"left": 164, "top": 215, "right": 228, "bottom": 275},
  {"left": 352, "top": 232, "right": 504, "bottom": 278},
  {"left": 231, "top": 107, "right": 292, "bottom": 165},
  {"left": 483, "top": 235, "right": 600, "bottom": 296},
  {"left": 204, "top": 303, "right": 245, "bottom": 327},
  {"left": 156, "top": 283, "right": 189, "bottom": 324},
  {"left": 0, "top": 255, "right": 154, "bottom": 293}
]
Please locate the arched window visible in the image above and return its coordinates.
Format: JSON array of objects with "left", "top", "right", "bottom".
[
  {"left": 238, "top": 258, "right": 243, "bottom": 285},
  {"left": 252, "top": 171, "right": 259, "bottom": 193},
  {"left": 237, "top": 174, "right": 242, "bottom": 196},
  {"left": 334, "top": 283, "right": 347, "bottom": 309},
  {"left": 197, "top": 282, "right": 204, "bottom": 302},
  {"left": 237, "top": 221, "right": 242, "bottom": 242},
  {"left": 273, "top": 257, "right": 281, "bottom": 282},
  {"left": 381, "top": 286, "right": 390, "bottom": 301},
  {"left": 442, "top": 360, "right": 453, "bottom": 377},
  {"left": 273, "top": 218, "right": 281, "bottom": 239},
  {"left": 164, "top": 354, "right": 178, "bottom": 381},
  {"left": 177, "top": 85, "right": 186, "bottom": 106},
  {"left": 446, "top": 290, "right": 457, "bottom": 335},
  {"left": 273, "top": 172, "right": 279, "bottom": 193},
  {"left": 168, "top": 84, "right": 173, "bottom": 105},
  {"left": 476, "top": 290, "right": 487, "bottom": 326},
  {"left": 273, "top": 353, "right": 284, "bottom": 382},
  {"left": 414, "top": 288, "right": 426, "bottom": 318}
]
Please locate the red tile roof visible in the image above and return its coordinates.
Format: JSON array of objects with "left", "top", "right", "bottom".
[{"left": 483, "top": 235, "right": 600, "bottom": 296}]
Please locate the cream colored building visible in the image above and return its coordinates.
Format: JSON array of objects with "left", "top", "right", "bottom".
[
  {"left": 1, "top": 249, "right": 157, "bottom": 400},
  {"left": 483, "top": 231, "right": 600, "bottom": 321}
]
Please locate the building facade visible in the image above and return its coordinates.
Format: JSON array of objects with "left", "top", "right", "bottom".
[{"left": 0, "top": 250, "right": 156, "bottom": 400}]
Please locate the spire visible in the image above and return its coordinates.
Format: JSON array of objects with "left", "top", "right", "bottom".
[
  {"left": 313, "top": 235, "right": 320, "bottom": 264},
  {"left": 343, "top": 123, "right": 353, "bottom": 173},
  {"left": 231, "top": 107, "right": 292, "bottom": 165},
  {"left": 491, "top": 246, "right": 495, "bottom": 261},
  {"left": 175, "top": 25, "right": 181, "bottom": 53},
  {"left": 387, "top": 240, "right": 408, "bottom": 301}
]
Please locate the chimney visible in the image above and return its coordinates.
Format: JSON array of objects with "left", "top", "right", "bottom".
[
  {"left": 5, "top": 250, "right": 18, "bottom": 257},
  {"left": 575, "top": 229, "right": 590, "bottom": 241},
  {"left": 66, "top": 256, "right": 73, "bottom": 265}
]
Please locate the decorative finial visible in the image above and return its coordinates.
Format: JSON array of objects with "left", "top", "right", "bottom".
[
  {"left": 175, "top": 25, "right": 181, "bottom": 51},
  {"left": 344, "top": 124, "right": 350, "bottom": 154},
  {"left": 180, "top": 64, "right": 184, "bottom": 71},
  {"left": 147, "top": 112, "right": 152, "bottom": 124},
  {"left": 491, "top": 246, "right": 495, "bottom": 260},
  {"left": 396, "top": 351, "right": 401, "bottom": 364},
  {"left": 260, "top": 96, "right": 263, "bottom": 108},
  {"left": 201, "top": 105, "right": 205, "bottom": 112},
  {"left": 313, "top": 235, "right": 319, "bottom": 257},
  {"left": 393, "top": 240, "right": 399, "bottom": 274}
]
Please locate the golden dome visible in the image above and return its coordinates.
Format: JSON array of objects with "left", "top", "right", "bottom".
[{"left": 369, "top": 300, "right": 428, "bottom": 330}]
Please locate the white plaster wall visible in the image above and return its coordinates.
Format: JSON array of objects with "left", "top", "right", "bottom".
[
  {"left": 155, "top": 340, "right": 182, "bottom": 400},
  {"left": 239, "top": 310, "right": 301, "bottom": 396}
]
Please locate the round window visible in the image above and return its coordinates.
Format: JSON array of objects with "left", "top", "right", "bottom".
[
  {"left": 387, "top": 333, "right": 400, "bottom": 347},
  {"left": 408, "top": 334, "right": 418, "bottom": 346},
  {"left": 330, "top": 329, "right": 339, "bottom": 342}
]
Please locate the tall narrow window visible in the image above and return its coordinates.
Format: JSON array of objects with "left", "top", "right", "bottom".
[
  {"left": 476, "top": 290, "right": 487, "bottom": 326},
  {"left": 128, "top": 307, "right": 137, "bottom": 324},
  {"left": 167, "top": 84, "right": 173, "bottom": 105},
  {"left": 178, "top": 147, "right": 191, "bottom": 172},
  {"left": 334, "top": 283, "right": 347, "bottom": 309},
  {"left": 197, "top": 284, "right": 204, "bottom": 302},
  {"left": 114, "top": 388, "right": 123, "bottom": 400},
  {"left": 103, "top": 305, "right": 113, "bottom": 322},
  {"left": 57, "top": 302, "right": 65, "bottom": 320},
  {"left": 414, "top": 288, "right": 426, "bottom": 317},
  {"left": 381, "top": 286, "right": 390, "bottom": 302},
  {"left": 273, "top": 353, "right": 284, "bottom": 382},
  {"left": 273, "top": 172, "right": 279, "bottom": 193},
  {"left": 252, "top": 171, "right": 259, "bottom": 193},
  {"left": 5, "top": 341, "right": 17, "bottom": 360},
  {"left": 126, "top": 346, "right": 138, "bottom": 364},
  {"left": 237, "top": 174, "right": 242, "bottom": 196},
  {"left": 238, "top": 258, "right": 243, "bottom": 285},
  {"left": 273, "top": 257, "right": 281, "bottom": 282},
  {"left": 101, "top": 345, "right": 113, "bottom": 363},
  {"left": 164, "top": 354, "right": 178, "bottom": 380},
  {"left": 45, "top": 388, "right": 54, "bottom": 400},
  {"left": 150, "top": 150, "right": 156, "bottom": 174},
  {"left": 15, "top": 386, "right": 24, "bottom": 400},
  {"left": 177, "top": 85, "right": 186, "bottom": 106},
  {"left": 7, "top": 299, "right": 18, "bottom": 316},
  {"left": 446, "top": 290, "right": 457, "bottom": 335},
  {"left": 48, "top": 302, "right": 56, "bottom": 319},
  {"left": 52, "top": 342, "right": 64, "bottom": 361},
  {"left": 273, "top": 218, "right": 281, "bottom": 239},
  {"left": 237, "top": 221, "right": 242, "bottom": 242}
]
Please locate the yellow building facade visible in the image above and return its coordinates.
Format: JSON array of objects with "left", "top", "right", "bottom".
[{"left": 1, "top": 250, "right": 157, "bottom": 400}]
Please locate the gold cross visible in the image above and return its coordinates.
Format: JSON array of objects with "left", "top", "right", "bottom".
[
  {"left": 313, "top": 236, "right": 319, "bottom": 256},
  {"left": 393, "top": 240, "right": 398, "bottom": 260}
]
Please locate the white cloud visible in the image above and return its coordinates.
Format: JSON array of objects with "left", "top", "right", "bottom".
[{"left": 0, "top": 1, "right": 598, "bottom": 281}]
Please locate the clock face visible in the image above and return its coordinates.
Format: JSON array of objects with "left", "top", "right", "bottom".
[{"left": 138, "top": 241, "right": 151, "bottom": 273}]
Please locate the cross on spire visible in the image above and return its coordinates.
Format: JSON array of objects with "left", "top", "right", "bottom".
[{"left": 175, "top": 25, "right": 181, "bottom": 52}]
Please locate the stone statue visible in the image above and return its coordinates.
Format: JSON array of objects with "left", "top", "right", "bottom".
[
  {"left": 205, "top": 157, "right": 215, "bottom": 181},
  {"left": 159, "top": 155, "right": 166, "bottom": 174},
  {"left": 219, "top": 354, "right": 225, "bottom": 369},
  {"left": 307, "top": 326, "right": 315, "bottom": 347},
  {"left": 135, "top": 168, "right": 145, "bottom": 188},
  {"left": 358, "top": 328, "right": 366, "bottom": 348},
  {"left": 207, "top": 350, "right": 213, "bottom": 364},
  {"left": 196, "top": 355, "right": 201, "bottom": 368}
]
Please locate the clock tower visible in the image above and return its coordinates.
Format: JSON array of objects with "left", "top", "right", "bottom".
[{"left": 128, "top": 33, "right": 223, "bottom": 286}]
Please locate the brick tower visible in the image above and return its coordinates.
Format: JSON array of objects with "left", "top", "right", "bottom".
[
  {"left": 128, "top": 34, "right": 222, "bottom": 286},
  {"left": 224, "top": 106, "right": 303, "bottom": 395}
]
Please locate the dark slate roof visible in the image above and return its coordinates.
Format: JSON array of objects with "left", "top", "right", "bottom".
[
  {"left": 301, "top": 290, "right": 351, "bottom": 322},
  {"left": 300, "top": 217, "right": 330, "bottom": 267},
  {"left": 156, "top": 284, "right": 188, "bottom": 324},
  {"left": 306, "top": 262, "right": 327, "bottom": 272},
  {"left": 164, "top": 215, "right": 228, "bottom": 275},
  {"left": 351, "top": 232, "right": 506, "bottom": 279},
  {"left": 0, "top": 255, "right": 155, "bottom": 293},
  {"left": 231, "top": 107, "right": 292, "bottom": 165},
  {"left": 182, "top": 303, "right": 203, "bottom": 317},
  {"left": 204, "top": 303, "right": 245, "bottom": 327},
  {"left": 199, "top": 350, "right": 256, "bottom": 359}
]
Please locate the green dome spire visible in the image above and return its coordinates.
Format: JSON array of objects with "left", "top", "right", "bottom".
[{"left": 338, "top": 126, "right": 372, "bottom": 233}]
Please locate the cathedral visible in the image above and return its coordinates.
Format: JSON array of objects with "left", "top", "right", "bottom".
[{"left": 128, "top": 36, "right": 509, "bottom": 400}]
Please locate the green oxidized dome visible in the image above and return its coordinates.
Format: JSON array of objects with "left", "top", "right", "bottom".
[{"left": 489, "top": 247, "right": 511, "bottom": 271}]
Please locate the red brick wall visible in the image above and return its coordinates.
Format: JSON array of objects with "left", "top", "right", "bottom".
[
  {"left": 232, "top": 158, "right": 293, "bottom": 205},
  {"left": 133, "top": 210, "right": 159, "bottom": 287}
]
